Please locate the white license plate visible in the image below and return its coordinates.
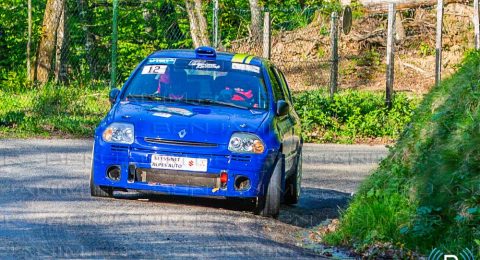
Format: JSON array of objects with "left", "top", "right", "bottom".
[{"left": 150, "top": 154, "right": 208, "bottom": 172}]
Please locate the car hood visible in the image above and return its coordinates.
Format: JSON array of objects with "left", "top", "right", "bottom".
[{"left": 112, "top": 101, "right": 269, "bottom": 145}]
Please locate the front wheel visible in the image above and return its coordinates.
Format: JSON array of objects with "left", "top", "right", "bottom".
[
  {"left": 284, "top": 151, "right": 302, "bottom": 205},
  {"left": 254, "top": 156, "right": 283, "bottom": 218},
  {"left": 90, "top": 168, "right": 113, "bottom": 198}
]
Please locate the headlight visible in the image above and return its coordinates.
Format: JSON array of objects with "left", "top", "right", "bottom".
[
  {"left": 102, "top": 123, "right": 134, "bottom": 144},
  {"left": 228, "top": 133, "right": 265, "bottom": 154}
]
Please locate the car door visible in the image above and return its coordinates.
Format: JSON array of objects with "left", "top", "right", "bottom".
[
  {"left": 267, "top": 66, "right": 293, "bottom": 167},
  {"left": 276, "top": 68, "right": 302, "bottom": 153},
  {"left": 269, "top": 66, "right": 297, "bottom": 172}
]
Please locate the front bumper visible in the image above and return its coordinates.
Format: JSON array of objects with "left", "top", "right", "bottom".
[{"left": 91, "top": 137, "right": 278, "bottom": 198}]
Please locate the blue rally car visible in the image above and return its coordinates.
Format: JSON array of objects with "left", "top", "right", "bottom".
[{"left": 90, "top": 47, "right": 302, "bottom": 217}]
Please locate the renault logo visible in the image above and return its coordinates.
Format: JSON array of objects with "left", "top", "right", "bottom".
[{"left": 178, "top": 129, "right": 187, "bottom": 139}]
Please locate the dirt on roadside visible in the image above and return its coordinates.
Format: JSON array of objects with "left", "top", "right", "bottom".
[{"left": 232, "top": 4, "right": 474, "bottom": 94}]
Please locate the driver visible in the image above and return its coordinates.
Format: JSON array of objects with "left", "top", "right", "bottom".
[
  {"left": 162, "top": 69, "right": 188, "bottom": 100},
  {"left": 217, "top": 77, "right": 258, "bottom": 108}
]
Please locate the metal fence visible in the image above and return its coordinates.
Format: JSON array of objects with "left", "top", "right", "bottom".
[
  {"left": 7, "top": 0, "right": 480, "bottom": 97},
  {"left": 14, "top": 0, "right": 332, "bottom": 92}
]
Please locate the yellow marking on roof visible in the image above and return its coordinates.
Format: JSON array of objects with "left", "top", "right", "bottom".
[
  {"left": 245, "top": 56, "right": 255, "bottom": 64},
  {"left": 232, "top": 54, "right": 249, "bottom": 63}
]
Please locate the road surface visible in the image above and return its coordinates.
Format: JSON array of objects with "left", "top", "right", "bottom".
[{"left": 0, "top": 140, "right": 387, "bottom": 258}]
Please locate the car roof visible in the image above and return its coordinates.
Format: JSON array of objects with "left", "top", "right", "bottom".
[{"left": 149, "top": 49, "right": 265, "bottom": 67}]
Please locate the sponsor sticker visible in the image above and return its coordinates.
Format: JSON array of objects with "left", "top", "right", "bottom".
[
  {"left": 232, "top": 63, "right": 260, "bottom": 74},
  {"left": 142, "top": 65, "right": 167, "bottom": 75},
  {"left": 188, "top": 60, "right": 221, "bottom": 70},
  {"left": 150, "top": 106, "right": 194, "bottom": 117},
  {"left": 151, "top": 154, "right": 208, "bottom": 172},
  {"left": 152, "top": 112, "right": 172, "bottom": 118},
  {"left": 147, "top": 58, "right": 176, "bottom": 64}
]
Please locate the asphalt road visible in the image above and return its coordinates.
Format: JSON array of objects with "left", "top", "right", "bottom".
[{"left": 0, "top": 140, "right": 387, "bottom": 259}]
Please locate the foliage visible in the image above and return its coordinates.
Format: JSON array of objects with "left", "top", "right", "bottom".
[
  {"left": 0, "top": 0, "right": 343, "bottom": 88},
  {"left": 419, "top": 42, "right": 435, "bottom": 57},
  {"left": 325, "top": 51, "right": 480, "bottom": 257},
  {"left": 293, "top": 89, "right": 418, "bottom": 143},
  {"left": 0, "top": 83, "right": 109, "bottom": 138}
]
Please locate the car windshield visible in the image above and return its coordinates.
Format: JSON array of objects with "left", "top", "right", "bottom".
[{"left": 122, "top": 58, "right": 268, "bottom": 110}]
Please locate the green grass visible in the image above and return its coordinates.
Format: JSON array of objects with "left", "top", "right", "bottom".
[
  {"left": 0, "top": 84, "right": 418, "bottom": 142},
  {"left": 293, "top": 89, "right": 419, "bottom": 143},
  {"left": 0, "top": 83, "right": 109, "bottom": 138},
  {"left": 325, "top": 51, "right": 480, "bottom": 257}
]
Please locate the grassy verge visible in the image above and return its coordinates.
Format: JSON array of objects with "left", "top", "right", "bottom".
[
  {"left": 0, "top": 83, "right": 109, "bottom": 138},
  {"left": 293, "top": 89, "right": 419, "bottom": 143},
  {"left": 0, "top": 84, "right": 418, "bottom": 142},
  {"left": 324, "top": 51, "right": 480, "bottom": 256}
]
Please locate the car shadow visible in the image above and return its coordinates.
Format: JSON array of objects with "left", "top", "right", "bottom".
[
  {"left": 279, "top": 187, "right": 351, "bottom": 228},
  {"left": 113, "top": 186, "right": 351, "bottom": 229}
]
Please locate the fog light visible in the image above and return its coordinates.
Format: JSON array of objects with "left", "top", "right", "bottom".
[
  {"left": 234, "top": 175, "right": 250, "bottom": 191},
  {"left": 107, "top": 166, "right": 121, "bottom": 181}
]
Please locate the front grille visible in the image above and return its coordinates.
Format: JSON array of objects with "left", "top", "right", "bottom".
[
  {"left": 230, "top": 154, "right": 251, "bottom": 162},
  {"left": 135, "top": 168, "right": 220, "bottom": 188},
  {"left": 111, "top": 145, "right": 128, "bottom": 152},
  {"left": 144, "top": 137, "right": 218, "bottom": 148}
]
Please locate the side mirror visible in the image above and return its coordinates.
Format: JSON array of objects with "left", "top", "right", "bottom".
[
  {"left": 276, "top": 100, "right": 289, "bottom": 116},
  {"left": 109, "top": 88, "right": 120, "bottom": 105}
]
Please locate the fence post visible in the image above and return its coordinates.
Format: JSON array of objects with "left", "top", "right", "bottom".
[
  {"left": 329, "top": 12, "right": 339, "bottom": 100},
  {"left": 435, "top": 0, "right": 444, "bottom": 87},
  {"left": 474, "top": 0, "right": 479, "bottom": 50},
  {"left": 110, "top": 0, "right": 119, "bottom": 89},
  {"left": 27, "top": 0, "right": 32, "bottom": 82},
  {"left": 385, "top": 4, "right": 396, "bottom": 109},
  {"left": 263, "top": 12, "right": 271, "bottom": 59},
  {"left": 213, "top": 0, "right": 219, "bottom": 48}
]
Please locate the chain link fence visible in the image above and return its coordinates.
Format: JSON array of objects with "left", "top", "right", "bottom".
[
  {"left": 3, "top": 0, "right": 336, "bottom": 92},
  {"left": 221, "top": 6, "right": 333, "bottom": 91}
]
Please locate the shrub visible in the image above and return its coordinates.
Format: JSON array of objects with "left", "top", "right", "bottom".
[
  {"left": 293, "top": 89, "right": 418, "bottom": 143},
  {"left": 325, "top": 51, "right": 480, "bottom": 257}
]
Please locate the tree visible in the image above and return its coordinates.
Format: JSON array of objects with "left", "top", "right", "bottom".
[
  {"left": 185, "top": 0, "right": 210, "bottom": 47},
  {"left": 249, "top": 0, "right": 262, "bottom": 42},
  {"left": 34, "top": 0, "right": 66, "bottom": 84}
]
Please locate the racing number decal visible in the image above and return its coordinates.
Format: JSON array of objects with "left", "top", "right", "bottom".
[{"left": 142, "top": 65, "right": 167, "bottom": 75}]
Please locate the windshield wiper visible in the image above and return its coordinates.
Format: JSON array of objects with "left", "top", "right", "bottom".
[
  {"left": 126, "top": 95, "right": 249, "bottom": 110},
  {"left": 126, "top": 94, "right": 162, "bottom": 101},
  {"left": 126, "top": 94, "right": 197, "bottom": 105},
  {"left": 185, "top": 99, "right": 249, "bottom": 110}
]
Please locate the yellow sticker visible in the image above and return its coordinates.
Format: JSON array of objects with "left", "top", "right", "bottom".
[
  {"left": 245, "top": 56, "right": 254, "bottom": 64},
  {"left": 232, "top": 53, "right": 249, "bottom": 63}
]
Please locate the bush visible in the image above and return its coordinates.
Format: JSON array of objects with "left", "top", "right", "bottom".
[
  {"left": 325, "top": 51, "right": 480, "bottom": 256},
  {"left": 293, "top": 89, "right": 418, "bottom": 143},
  {"left": 0, "top": 83, "right": 109, "bottom": 137}
]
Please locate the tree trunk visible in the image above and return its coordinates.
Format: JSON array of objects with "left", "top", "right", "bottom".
[
  {"left": 193, "top": 0, "right": 210, "bottom": 46},
  {"left": 395, "top": 13, "right": 406, "bottom": 42},
  {"left": 35, "top": 0, "right": 66, "bottom": 84},
  {"left": 27, "top": 0, "right": 32, "bottom": 81},
  {"left": 185, "top": 0, "right": 201, "bottom": 47},
  {"left": 185, "top": 0, "right": 210, "bottom": 47},
  {"left": 249, "top": 0, "right": 262, "bottom": 42},
  {"left": 54, "top": 6, "right": 67, "bottom": 82}
]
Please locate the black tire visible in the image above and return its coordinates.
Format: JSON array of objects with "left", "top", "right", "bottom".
[
  {"left": 254, "top": 155, "right": 283, "bottom": 218},
  {"left": 90, "top": 168, "right": 113, "bottom": 198},
  {"left": 284, "top": 151, "right": 302, "bottom": 205}
]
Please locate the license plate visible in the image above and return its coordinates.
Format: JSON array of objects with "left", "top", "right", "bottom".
[{"left": 150, "top": 154, "right": 208, "bottom": 172}]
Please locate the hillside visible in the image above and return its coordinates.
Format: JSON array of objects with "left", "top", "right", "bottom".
[
  {"left": 232, "top": 4, "right": 475, "bottom": 93},
  {"left": 325, "top": 51, "right": 480, "bottom": 256}
]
